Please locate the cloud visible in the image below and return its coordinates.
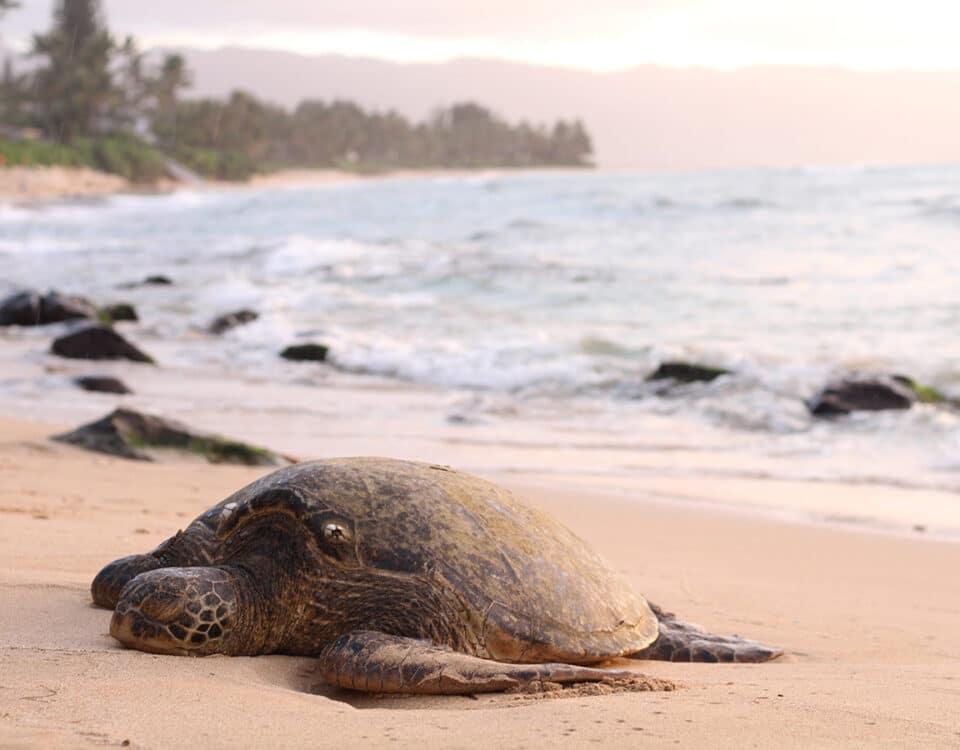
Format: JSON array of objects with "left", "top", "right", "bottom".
[
  {"left": 4, "top": 0, "right": 960, "bottom": 72},
  {"left": 102, "top": 0, "right": 681, "bottom": 37},
  {"left": 0, "top": 0, "right": 682, "bottom": 44}
]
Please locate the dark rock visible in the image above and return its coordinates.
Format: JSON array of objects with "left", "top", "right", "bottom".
[
  {"left": 0, "top": 291, "right": 42, "bottom": 326},
  {"left": 280, "top": 343, "right": 329, "bottom": 362},
  {"left": 42, "top": 291, "right": 98, "bottom": 323},
  {"left": 647, "top": 361, "right": 730, "bottom": 384},
  {"left": 808, "top": 376, "right": 916, "bottom": 417},
  {"left": 118, "top": 275, "right": 174, "bottom": 290},
  {"left": 100, "top": 303, "right": 139, "bottom": 323},
  {"left": 0, "top": 289, "right": 97, "bottom": 326},
  {"left": 209, "top": 309, "right": 259, "bottom": 335},
  {"left": 51, "top": 326, "right": 155, "bottom": 363},
  {"left": 51, "top": 408, "right": 287, "bottom": 466},
  {"left": 73, "top": 375, "right": 133, "bottom": 395}
]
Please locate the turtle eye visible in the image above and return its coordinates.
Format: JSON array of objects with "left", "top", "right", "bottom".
[
  {"left": 309, "top": 515, "right": 357, "bottom": 565},
  {"left": 322, "top": 522, "right": 350, "bottom": 543}
]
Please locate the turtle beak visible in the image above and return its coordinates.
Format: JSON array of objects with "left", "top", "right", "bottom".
[
  {"left": 110, "top": 571, "right": 194, "bottom": 655},
  {"left": 110, "top": 605, "right": 192, "bottom": 656},
  {"left": 109, "top": 568, "right": 238, "bottom": 656}
]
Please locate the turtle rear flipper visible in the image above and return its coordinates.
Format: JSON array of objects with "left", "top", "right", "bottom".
[
  {"left": 629, "top": 605, "right": 782, "bottom": 663},
  {"left": 318, "top": 630, "right": 634, "bottom": 694}
]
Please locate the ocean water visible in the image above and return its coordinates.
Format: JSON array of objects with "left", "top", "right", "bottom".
[{"left": 2, "top": 165, "right": 960, "bottom": 530}]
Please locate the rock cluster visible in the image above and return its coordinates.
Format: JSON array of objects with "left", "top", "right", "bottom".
[
  {"left": 644, "top": 360, "right": 954, "bottom": 418},
  {"left": 0, "top": 290, "right": 98, "bottom": 326}
]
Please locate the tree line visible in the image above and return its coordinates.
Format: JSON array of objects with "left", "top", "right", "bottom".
[{"left": 0, "top": 1, "right": 593, "bottom": 180}]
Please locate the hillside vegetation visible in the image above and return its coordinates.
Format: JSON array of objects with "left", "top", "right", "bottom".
[{"left": 0, "top": 1, "right": 593, "bottom": 181}]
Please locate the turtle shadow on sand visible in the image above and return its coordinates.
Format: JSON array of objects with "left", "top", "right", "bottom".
[
  {"left": 309, "top": 671, "right": 681, "bottom": 710},
  {"left": 91, "top": 458, "right": 781, "bottom": 697}
]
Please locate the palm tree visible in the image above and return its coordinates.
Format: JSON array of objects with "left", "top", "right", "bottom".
[
  {"left": 151, "top": 54, "right": 192, "bottom": 147},
  {"left": 29, "top": 0, "right": 115, "bottom": 141}
]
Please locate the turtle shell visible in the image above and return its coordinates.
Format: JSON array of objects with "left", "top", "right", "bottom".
[{"left": 200, "top": 458, "right": 658, "bottom": 664}]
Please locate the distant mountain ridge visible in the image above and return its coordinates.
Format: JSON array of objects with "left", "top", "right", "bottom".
[{"left": 165, "top": 47, "right": 960, "bottom": 169}]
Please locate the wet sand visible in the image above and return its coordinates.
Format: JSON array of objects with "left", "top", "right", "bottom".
[{"left": 1, "top": 415, "right": 958, "bottom": 749}]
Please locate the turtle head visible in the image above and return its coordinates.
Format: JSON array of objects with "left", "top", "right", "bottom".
[{"left": 110, "top": 567, "right": 248, "bottom": 655}]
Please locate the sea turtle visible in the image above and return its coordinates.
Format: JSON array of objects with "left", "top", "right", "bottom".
[{"left": 92, "top": 458, "right": 780, "bottom": 694}]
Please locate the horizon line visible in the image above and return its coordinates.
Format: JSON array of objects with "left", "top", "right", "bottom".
[
  {"left": 154, "top": 45, "right": 960, "bottom": 76},
  {"left": 6, "top": 34, "right": 960, "bottom": 76}
]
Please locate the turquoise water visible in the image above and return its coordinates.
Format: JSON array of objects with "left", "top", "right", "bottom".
[{"left": 2, "top": 165, "right": 960, "bottom": 498}]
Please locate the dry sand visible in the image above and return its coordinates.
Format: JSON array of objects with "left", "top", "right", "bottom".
[
  {"left": 0, "top": 167, "right": 132, "bottom": 203},
  {"left": 0, "top": 165, "right": 344, "bottom": 203},
  {"left": 0, "top": 165, "right": 571, "bottom": 205},
  {"left": 1, "top": 415, "right": 958, "bottom": 749},
  {"left": 0, "top": 165, "right": 423, "bottom": 204}
]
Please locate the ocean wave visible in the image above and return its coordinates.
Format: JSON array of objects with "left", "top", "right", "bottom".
[
  {"left": 326, "top": 337, "right": 591, "bottom": 392},
  {"left": 259, "top": 235, "right": 405, "bottom": 279},
  {"left": 0, "top": 188, "right": 231, "bottom": 226},
  {"left": 917, "top": 200, "right": 960, "bottom": 221},
  {"left": 0, "top": 234, "right": 137, "bottom": 255},
  {"left": 709, "top": 274, "right": 792, "bottom": 287},
  {"left": 577, "top": 336, "right": 651, "bottom": 358},
  {"left": 717, "top": 197, "right": 777, "bottom": 210}
]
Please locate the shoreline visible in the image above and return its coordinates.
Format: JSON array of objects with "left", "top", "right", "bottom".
[
  {"left": 0, "top": 324, "right": 956, "bottom": 544},
  {"left": 5, "top": 159, "right": 960, "bottom": 205},
  {"left": 5, "top": 409, "right": 959, "bottom": 547},
  {"left": 0, "top": 165, "right": 140, "bottom": 203},
  {"left": 1, "top": 367, "right": 958, "bottom": 544},
  {"left": 1, "top": 413, "right": 958, "bottom": 748},
  {"left": 0, "top": 164, "right": 591, "bottom": 204}
]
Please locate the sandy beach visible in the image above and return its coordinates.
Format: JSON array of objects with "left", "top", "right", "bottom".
[
  {"left": 0, "top": 165, "right": 524, "bottom": 204},
  {"left": 0, "top": 167, "right": 134, "bottom": 203},
  {"left": 0, "top": 165, "right": 362, "bottom": 203},
  {"left": 0, "top": 164, "right": 588, "bottom": 204},
  {"left": 1, "top": 415, "right": 958, "bottom": 749}
]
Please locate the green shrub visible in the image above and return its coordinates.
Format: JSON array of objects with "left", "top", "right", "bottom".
[
  {"left": 86, "top": 134, "right": 168, "bottom": 183},
  {"left": 173, "top": 146, "right": 258, "bottom": 181},
  {"left": 0, "top": 134, "right": 168, "bottom": 183},
  {"left": 0, "top": 137, "right": 85, "bottom": 167}
]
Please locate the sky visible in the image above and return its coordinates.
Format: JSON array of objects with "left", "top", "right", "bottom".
[{"left": 4, "top": 0, "right": 960, "bottom": 72}]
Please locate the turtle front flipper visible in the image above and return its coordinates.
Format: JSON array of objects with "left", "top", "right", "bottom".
[
  {"left": 91, "top": 553, "right": 168, "bottom": 610},
  {"left": 92, "top": 526, "right": 218, "bottom": 609},
  {"left": 628, "top": 605, "right": 782, "bottom": 663},
  {"left": 318, "top": 630, "right": 634, "bottom": 695}
]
